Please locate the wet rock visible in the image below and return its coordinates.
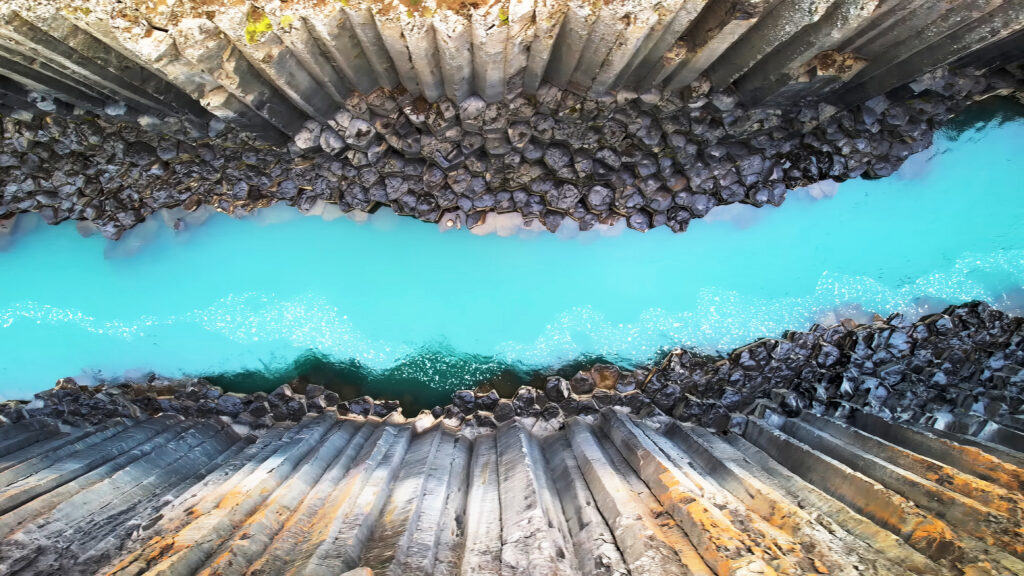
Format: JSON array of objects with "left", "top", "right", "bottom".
[
  {"left": 652, "top": 384, "right": 682, "bottom": 413},
  {"left": 493, "top": 399, "right": 515, "bottom": 423},
  {"left": 246, "top": 400, "right": 270, "bottom": 418},
  {"left": 268, "top": 384, "right": 294, "bottom": 402},
  {"left": 441, "top": 406, "right": 464, "bottom": 427},
  {"left": 593, "top": 389, "right": 619, "bottom": 409},
  {"left": 621, "top": 390, "right": 650, "bottom": 413},
  {"left": 672, "top": 395, "right": 705, "bottom": 422},
  {"left": 701, "top": 402, "right": 731, "bottom": 432},
  {"left": 590, "top": 365, "right": 620, "bottom": 390},
  {"left": 133, "top": 394, "right": 163, "bottom": 416},
  {"left": 577, "top": 398, "right": 600, "bottom": 416},
  {"left": 307, "top": 395, "right": 328, "bottom": 413},
  {"left": 236, "top": 412, "right": 274, "bottom": 429},
  {"left": 215, "top": 394, "right": 245, "bottom": 417},
  {"left": 476, "top": 390, "right": 500, "bottom": 412},
  {"left": 323, "top": 391, "right": 340, "bottom": 407},
  {"left": 544, "top": 377, "right": 571, "bottom": 403},
  {"left": 344, "top": 396, "right": 375, "bottom": 417},
  {"left": 453, "top": 390, "right": 476, "bottom": 415},
  {"left": 512, "top": 386, "right": 541, "bottom": 417},
  {"left": 570, "top": 371, "right": 596, "bottom": 396},
  {"left": 374, "top": 400, "right": 401, "bottom": 417},
  {"left": 557, "top": 395, "right": 579, "bottom": 417},
  {"left": 816, "top": 344, "right": 841, "bottom": 368},
  {"left": 272, "top": 397, "right": 307, "bottom": 422},
  {"left": 771, "top": 389, "right": 806, "bottom": 417},
  {"left": 614, "top": 375, "right": 638, "bottom": 394}
]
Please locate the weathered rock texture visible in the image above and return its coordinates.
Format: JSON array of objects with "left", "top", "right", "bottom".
[
  {"left": 0, "top": 302, "right": 1022, "bottom": 574},
  {"left": 0, "top": 400, "right": 1021, "bottom": 574},
  {"left": 6, "top": 301, "right": 1021, "bottom": 439},
  {"left": 0, "top": 1, "right": 1022, "bottom": 237}
]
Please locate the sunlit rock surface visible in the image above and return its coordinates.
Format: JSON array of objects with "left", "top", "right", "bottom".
[
  {"left": 1, "top": 298, "right": 1023, "bottom": 573},
  {"left": 2, "top": 102, "right": 1023, "bottom": 402},
  {"left": 1, "top": 3, "right": 1023, "bottom": 573},
  {"left": 0, "top": 1, "right": 1021, "bottom": 236},
  {"left": 0, "top": 402, "right": 1020, "bottom": 574}
]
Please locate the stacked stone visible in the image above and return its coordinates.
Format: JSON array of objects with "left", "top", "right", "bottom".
[
  {"left": 1, "top": 66, "right": 1020, "bottom": 239},
  {"left": 634, "top": 301, "right": 1024, "bottom": 436},
  {"left": 1, "top": 379, "right": 401, "bottom": 429},
  {"left": 430, "top": 301, "right": 1024, "bottom": 435},
  {"left": 434, "top": 365, "right": 645, "bottom": 430},
  {"left": 4, "top": 302, "right": 1022, "bottom": 436}
]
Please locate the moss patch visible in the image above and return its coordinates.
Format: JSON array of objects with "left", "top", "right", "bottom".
[{"left": 244, "top": 5, "right": 273, "bottom": 44}]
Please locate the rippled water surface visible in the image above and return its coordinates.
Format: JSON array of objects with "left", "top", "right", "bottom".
[{"left": 1, "top": 100, "right": 1022, "bottom": 402}]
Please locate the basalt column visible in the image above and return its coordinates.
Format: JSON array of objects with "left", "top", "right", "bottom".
[{"left": 0, "top": 0, "right": 1020, "bottom": 237}]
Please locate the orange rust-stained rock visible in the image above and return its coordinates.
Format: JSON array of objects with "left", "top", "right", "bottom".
[{"left": 0, "top": 390, "right": 1022, "bottom": 575}]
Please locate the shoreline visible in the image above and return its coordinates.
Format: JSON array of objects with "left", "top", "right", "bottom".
[
  {"left": 2, "top": 70, "right": 1021, "bottom": 240},
  {"left": 4, "top": 301, "right": 1019, "bottom": 439}
]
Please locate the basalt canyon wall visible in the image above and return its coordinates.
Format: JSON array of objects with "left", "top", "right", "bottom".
[
  {"left": 0, "top": 0, "right": 1021, "bottom": 237},
  {"left": 2, "top": 3, "right": 1024, "bottom": 574},
  {"left": 0, "top": 302, "right": 1022, "bottom": 574}
]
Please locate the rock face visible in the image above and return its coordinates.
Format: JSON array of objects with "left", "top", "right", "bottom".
[
  {"left": 0, "top": 2, "right": 1021, "bottom": 237},
  {"left": 5, "top": 301, "right": 1022, "bottom": 440},
  {"left": 435, "top": 301, "right": 1024, "bottom": 440},
  {"left": 0, "top": 301, "right": 1021, "bottom": 574},
  {"left": 4, "top": 380, "right": 402, "bottom": 429},
  {"left": 0, "top": 403, "right": 1021, "bottom": 575}
]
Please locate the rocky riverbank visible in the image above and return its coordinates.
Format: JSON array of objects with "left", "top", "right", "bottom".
[
  {"left": 4, "top": 301, "right": 1020, "bottom": 440},
  {"left": 1, "top": 65, "right": 1020, "bottom": 239}
]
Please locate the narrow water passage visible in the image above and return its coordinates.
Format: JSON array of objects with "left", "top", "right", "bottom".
[{"left": 1, "top": 102, "right": 1022, "bottom": 401}]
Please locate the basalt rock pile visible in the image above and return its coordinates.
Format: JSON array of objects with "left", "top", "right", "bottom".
[
  {"left": 4, "top": 302, "right": 1022, "bottom": 445},
  {"left": 1, "top": 68, "right": 1020, "bottom": 239},
  {"left": 0, "top": 377, "right": 404, "bottom": 430},
  {"left": 0, "top": 381, "right": 1021, "bottom": 574},
  {"left": 438, "top": 301, "right": 1024, "bottom": 440},
  {"left": 0, "top": 1, "right": 1022, "bottom": 237},
  {"left": 0, "top": 302, "right": 1022, "bottom": 574}
]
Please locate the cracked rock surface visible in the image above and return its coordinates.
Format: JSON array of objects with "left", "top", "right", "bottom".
[
  {"left": 1, "top": 302, "right": 1021, "bottom": 575},
  {"left": 1, "top": 67, "right": 1020, "bottom": 239},
  {"left": 5, "top": 302, "right": 1021, "bottom": 442}
]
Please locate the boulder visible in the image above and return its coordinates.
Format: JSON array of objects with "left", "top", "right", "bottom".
[
  {"left": 570, "top": 371, "right": 596, "bottom": 396},
  {"left": 544, "top": 377, "right": 571, "bottom": 403},
  {"left": 216, "top": 394, "right": 245, "bottom": 417},
  {"left": 590, "top": 365, "right": 620, "bottom": 390}
]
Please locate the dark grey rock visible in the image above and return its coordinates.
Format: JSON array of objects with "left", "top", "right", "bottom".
[
  {"left": 493, "top": 399, "right": 515, "bottom": 423},
  {"left": 453, "top": 390, "right": 476, "bottom": 415},
  {"left": 215, "top": 395, "right": 244, "bottom": 417},
  {"left": 570, "top": 372, "right": 595, "bottom": 396},
  {"left": 544, "top": 377, "right": 571, "bottom": 403}
]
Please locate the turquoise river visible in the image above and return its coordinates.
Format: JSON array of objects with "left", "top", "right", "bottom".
[{"left": 1, "top": 100, "right": 1022, "bottom": 407}]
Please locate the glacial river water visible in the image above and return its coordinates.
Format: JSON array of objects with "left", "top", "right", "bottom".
[{"left": 1, "top": 99, "right": 1022, "bottom": 407}]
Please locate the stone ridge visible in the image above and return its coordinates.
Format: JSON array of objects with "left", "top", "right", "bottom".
[
  {"left": 4, "top": 301, "right": 1021, "bottom": 443},
  {"left": 0, "top": 67, "right": 1021, "bottom": 239},
  {"left": 0, "top": 386, "right": 1021, "bottom": 574},
  {"left": 1, "top": 0, "right": 1023, "bottom": 236},
  {"left": 433, "top": 300, "right": 1024, "bottom": 438},
  {"left": 0, "top": 301, "right": 1021, "bottom": 574}
]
